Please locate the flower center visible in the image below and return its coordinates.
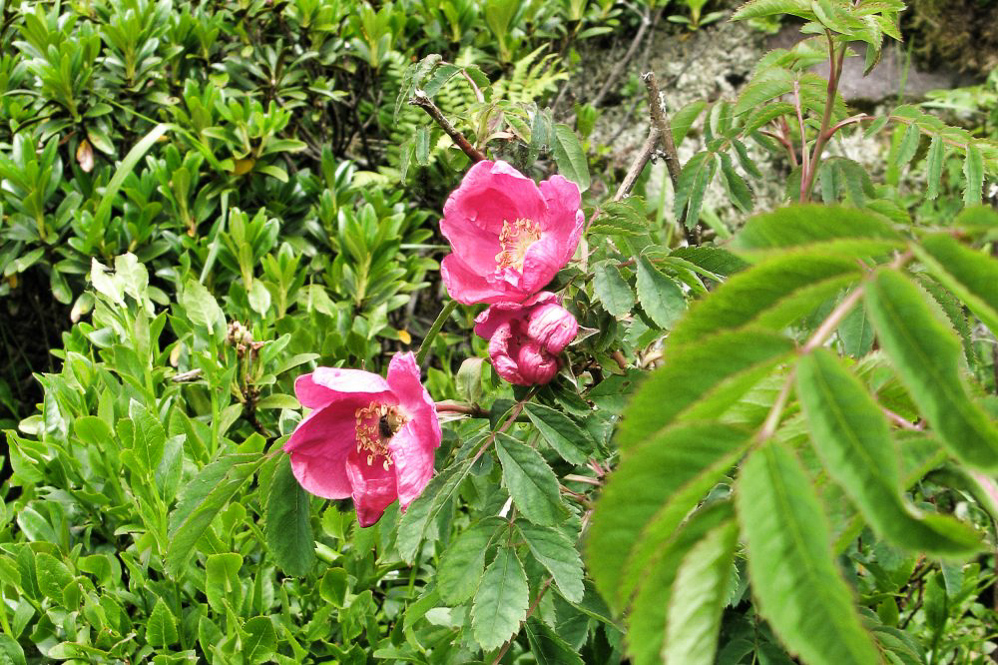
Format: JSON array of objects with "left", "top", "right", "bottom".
[
  {"left": 354, "top": 403, "right": 406, "bottom": 470},
  {"left": 495, "top": 218, "right": 542, "bottom": 273}
]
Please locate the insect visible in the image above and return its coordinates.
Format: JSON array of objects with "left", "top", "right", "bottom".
[{"left": 378, "top": 414, "right": 394, "bottom": 439}]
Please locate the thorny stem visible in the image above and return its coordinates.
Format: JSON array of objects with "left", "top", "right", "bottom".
[
  {"left": 409, "top": 90, "right": 486, "bottom": 163},
  {"left": 642, "top": 72, "right": 682, "bottom": 189}
]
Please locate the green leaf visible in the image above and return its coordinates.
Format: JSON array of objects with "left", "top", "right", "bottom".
[
  {"left": 495, "top": 435, "right": 567, "bottom": 526},
  {"left": 518, "top": 523, "right": 584, "bottom": 603},
  {"left": 147, "top": 597, "right": 179, "bottom": 648},
  {"left": 266, "top": 455, "right": 316, "bottom": 576},
  {"left": 73, "top": 415, "right": 112, "bottom": 446},
  {"left": 242, "top": 616, "right": 278, "bottom": 664},
  {"left": 588, "top": 423, "right": 749, "bottom": 612},
  {"left": 35, "top": 553, "right": 73, "bottom": 601},
  {"left": 397, "top": 459, "right": 474, "bottom": 563},
  {"left": 963, "top": 143, "right": 984, "bottom": 205},
  {"left": 917, "top": 233, "right": 998, "bottom": 334},
  {"left": 736, "top": 442, "right": 881, "bottom": 665},
  {"left": 551, "top": 124, "right": 590, "bottom": 192},
  {"left": 797, "top": 349, "right": 981, "bottom": 556},
  {"left": 730, "top": 205, "right": 903, "bottom": 258},
  {"left": 670, "top": 101, "right": 708, "bottom": 146},
  {"left": 95, "top": 124, "right": 170, "bottom": 230},
  {"left": 668, "top": 253, "right": 862, "bottom": 347},
  {"left": 205, "top": 553, "right": 242, "bottom": 613},
  {"left": 472, "top": 547, "right": 529, "bottom": 652},
  {"left": 131, "top": 402, "right": 166, "bottom": 473},
  {"left": 734, "top": 67, "right": 795, "bottom": 116},
  {"left": 731, "top": 0, "right": 814, "bottom": 21},
  {"left": 182, "top": 279, "right": 223, "bottom": 331},
  {"left": 593, "top": 261, "right": 635, "bottom": 317},
  {"left": 720, "top": 153, "right": 753, "bottom": 213},
  {"left": 865, "top": 269, "right": 998, "bottom": 471},
  {"left": 590, "top": 197, "right": 647, "bottom": 236},
  {"left": 925, "top": 136, "right": 944, "bottom": 200},
  {"left": 617, "top": 329, "right": 794, "bottom": 449},
  {"left": 0, "top": 636, "right": 26, "bottom": 665},
  {"left": 438, "top": 518, "right": 504, "bottom": 604},
  {"left": 895, "top": 123, "right": 921, "bottom": 169},
  {"left": 636, "top": 256, "right": 685, "bottom": 330},
  {"left": 674, "top": 152, "right": 712, "bottom": 224},
  {"left": 166, "top": 454, "right": 262, "bottom": 578},
  {"left": 837, "top": 304, "right": 875, "bottom": 358},
  {"left": 524, "top": 403, "right": 592, "bottom": 465},
  {"left": 524, "top": 618, "right": 584, "bottom": 665},
  {"left": 626, "top": 502, "right": 734, "bottom": 665},
  {"left": 662, "top": 521, "right": 739, "bottom": 665}
]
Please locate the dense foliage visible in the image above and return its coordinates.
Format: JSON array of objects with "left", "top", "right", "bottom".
[{"left": 2, "top": 0, "right": 998, "bottom": 663}]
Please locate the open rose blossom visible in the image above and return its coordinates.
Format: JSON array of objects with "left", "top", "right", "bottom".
[
  {"left": 440, "top": 160, "right": 584, "bottom": 305},
  {"left": 474, "top": 292, "right": 579, "bottom": 386},
  {"left": 284, "top": 352, "right": 441, "bottom": 527}
]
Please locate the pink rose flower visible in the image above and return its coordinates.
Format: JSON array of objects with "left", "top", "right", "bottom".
[
  {"left": 440, "top": 160, "right": 584, "bottom": 305},
  {"left": 284, "top": 352, "right": 442, "bottom": 527},
  {"left": 474, "top": 292, "right": 579, "bottom": 386}
]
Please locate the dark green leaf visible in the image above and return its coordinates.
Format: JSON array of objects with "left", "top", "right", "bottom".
[
  {"left": 518, "top": 523, "right": 584, "bottom": 602},
  {"left": 495, "top": 435, "right": 567, "bottom": 526},
  {"left": 636, "top": 256, "right": 685, "bottom": 329},
  {"left": 438, "top": 518, "right": 504, "bottom": 604},
  {"left": 524, "top": 403, "right": 592, "bottom": 465},
  {"left": 524, "top": 617, "right": 584, "bottom": 665},
  {"left": 472, "top": 547, "right": 529, "bottom": 651},
  {"left": 552, "top": 124, "right": 590, "bottom": 192},
  {"left": 593, "top": 262, "right": 635, "bottom": 317},
  {"left": 266, "top": 456, "right": 316, "bottom": 576}
]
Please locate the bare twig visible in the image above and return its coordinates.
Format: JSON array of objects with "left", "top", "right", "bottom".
[
  {"left": 642, "top": 72, "right": 681, "bottom": 190},
  {"left": 435, "top": 401, "right": 488, "bottom": 418},
  {"left": 592, "top": 6, "right": 657, "bottom": 108},
  {"left": 409, "top": 90, "right": 486, "bottom": 163},
  {"left": 613, "top": 130, "right": 659, "bottom": 202}
]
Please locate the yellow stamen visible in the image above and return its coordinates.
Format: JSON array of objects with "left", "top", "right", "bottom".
[
  {"left": 495, "top": 218, "right": 542, "bottom": 272},
  {"left": 354, "top": 402, "right": 407, "bottom": 469}
]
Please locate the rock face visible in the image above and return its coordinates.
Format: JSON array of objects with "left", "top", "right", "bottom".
[{"left": 904, "top": 0, "right": 998, "bottom": 75}]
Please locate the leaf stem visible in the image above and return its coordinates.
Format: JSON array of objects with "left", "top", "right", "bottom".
[
  {"left": 409, "top": 91, "right": 486, "bottom": 162},
  {"left": 416, "top": 299, "right": 458, "bottom": 367}
]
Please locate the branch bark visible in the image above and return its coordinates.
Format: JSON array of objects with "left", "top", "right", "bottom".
[{"left": 409, "top": 90, "right": 486, "bottom": 163}]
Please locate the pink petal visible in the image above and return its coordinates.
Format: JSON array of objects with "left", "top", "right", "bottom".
[
  {"left": 488, "top": 322, "right": 527, "bottom": 385},
  {"left": 444, "top": 160, "right": 546, "bottom": 236},
  {"left": 441, "top": 254, "right": 517, "bottom": 305},
  {"left": 345, "top": 449, "right": 398, "bottom": 527},
  {"left": 387, "top": 352, "right": 442, "bottom": 448},
  {"left": 527, "top": 302, "right": 578, "bottom": 355},
  {"left": 520, "top": 234, "right": 568, "bottom": 294},
  {"left": 473, "top": 292, "right": 558, "bottom": 340},
  {"left": 295, "top": 367, "right": 392, "bottom": 409},
  {"left": 284, "top": 401, "right": 359, "bottom": 499},
  {"left": 388, "top": 422, "right": 436, "bottom": 509},
  {"left": 516, "top": 340, "right": 560, "bottom": 385},
  {"left": 538, "top": 174, "right": 582, "bottom": 233}
]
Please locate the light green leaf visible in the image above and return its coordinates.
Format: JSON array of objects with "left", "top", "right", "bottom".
[
  {"left": 438, "top": 518, "right": 504, "bottom": 604},
  {"left": 736, "top": 442, "right": 881, "bottom": 665},
  {"left": 963, "top": 143, "right": 984, "bottom": 205},
  {"left": 182, "top": 279, "right": 223, "bottom": 331},
  {"left": 147, "top": 597, "right": 179, "bottom": 648},
  {"left": 925, "top": 136, "right": 944, "bottom": 200},
  {"left": 518, "top": 522, "right": 584, "bottom": 603},
  {"left": 472, "top": 547, "right": 529, "bottom": 652},
  {"left": 95, "top": 124, "right": 170, "bottom": 230},
  {"left": 636, "top": 256, "right": 685, "bottom": 330},
  {"left": 205, "top": 553, "right": 242, "bottom": 613},
  {"left": 0, "top": 635, "right": 26, "bottom": 665},
  {"left": 917, "top": 233, "right": 998, "bottom": 334},
  {"left": 626, "top": 502, "right": 734, "bottom": 665},
  {"left": 730, "top": 205, "right": 903, "bottom": 258},
  {"left": 593, "top": 261, "right": 635, "bottom": 317},
  {"left": 662, "top": 521, "right": 738, "bottom": 665},
  {"left": 865, "top": 269, "right": 998, "bottom": 471},
  {"left": 731, "top": 0, "right": 814, "bottom": 21},
  {"left": 266, "top": 456, "right": 315, "bottom": 576},
  {"left": 495, "top": 435, "right": 567, "bottom": 526},
  {"left": 588, "top": 423, "right": 749, "bottom": 612},
  {"left": 797, "top": 349, "right": 981, "bottom": 556},
  {"left": 397, "top": 459, "right": 474, "bottom": 563},
  {"left": 524, "top": 403, "right": 593, "bottom": 465},
  {"left": 35, "top": 553, "right": 73, "bottom": 601},
  {"left": 242, "top": 616, "right": 278, "bottom": 664},
  {"left": 734, "top": 67, "right": 795, "bottom": 116},
  {"left": 552, "top": 124, "right": 590, "bottom": 192},
  {"left": 668, "top": 253, "right": 862, "bottom": 347},
  {"left": 617, "top": 328, "right": 794, "bottom": 449},
  {"left": 670, "top": 101, "right": 708, "bottom": 146},
  {"left": 895, "top": 123, "right": 920, "bottom": 169}
]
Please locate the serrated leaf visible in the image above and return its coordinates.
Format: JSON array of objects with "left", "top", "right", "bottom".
[
  {"left": 626, "top": 502, "right": 734, "bottom": 665},
  {"left": 518, "top": 523, "right": 584, "bottom": 602},
  {"left": 734, "top": 67, "right": 795, "bottom": 116},
  {"left": 720, "top": 153, "right": 753, "bottom": 213},
  {"left": 588, "top": 423, "right": 749, "bottom": 612},
  {"left": 896, "top": 123, "right": 921, "bottom": 169},
  {"left": 662, "top": 521, "right": 738, "bottom": 665},
  {"left": 731, "top": 205, "right": 902, "bottom": 258},
  {"left": 590, "top": 197, "right": 647, "bottom": 236},
  {"left": 837, "top": 303, "right": 875, "bottom": 357},
  {"left": 925, "top": 136, "right": 944, "bottom": 200},
  {"left": 617, "top": 329, "right": 794, "bottom": 449},
  {"left": 495, "top": 434, "right": 567, "bottom": 526},
  {"left": 674, "top": 152, "right": 712, "bottom": 224},
  {"left": 963, "top": 143, "right": 984, "bottom": 205},
  {"left": 552, "top": 124, "right": 590, "bottom": 192},
  {"left": 668, "top": 253, "right": 862, "bottom": 347},
  {"left": 147, "top": 597, "right": 179, "bottom": 648},
  {"left": 524, "top": 617, "right": 584, "bottom": 665},
  {"left": 731, "top": 0, "right": 814, "bottom": 20},
  {"left": 266, "top": 456, "right": 315, "bottom": 576},
  {"left": 797, "top": 349, "right": 981, "bottom": 556},
  {"left": 397, "top": 459, "right": 474, "bottom": 563},
  {"left": 593, "top": 261, "right": 635, "bottom": 317},
  {"left": 865, "top": 269, "right": 998, "bottom": 471},
  {"left": 438, "top": 518, "right": 504, "bottom": 604},
  {"left": 737, "top": 442, "right": 881, "bottom": 665},
  {"left": 472, "top": 547, "right": 529, "bottom": 651},
  {"left": 917, "top": 233, "right": 998, "bottom": 334},
  {"left": 524, "top": 403, "right": 593, "bottom": 465},
  {"left": 165, "top": 454, "right": 262, "bottom": 577},
  {"left": 636, "top": 256, "right": 685, "bottom": 329},
  {"left": 670, "top": 101, "right": 708, "bottom": 146}
]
